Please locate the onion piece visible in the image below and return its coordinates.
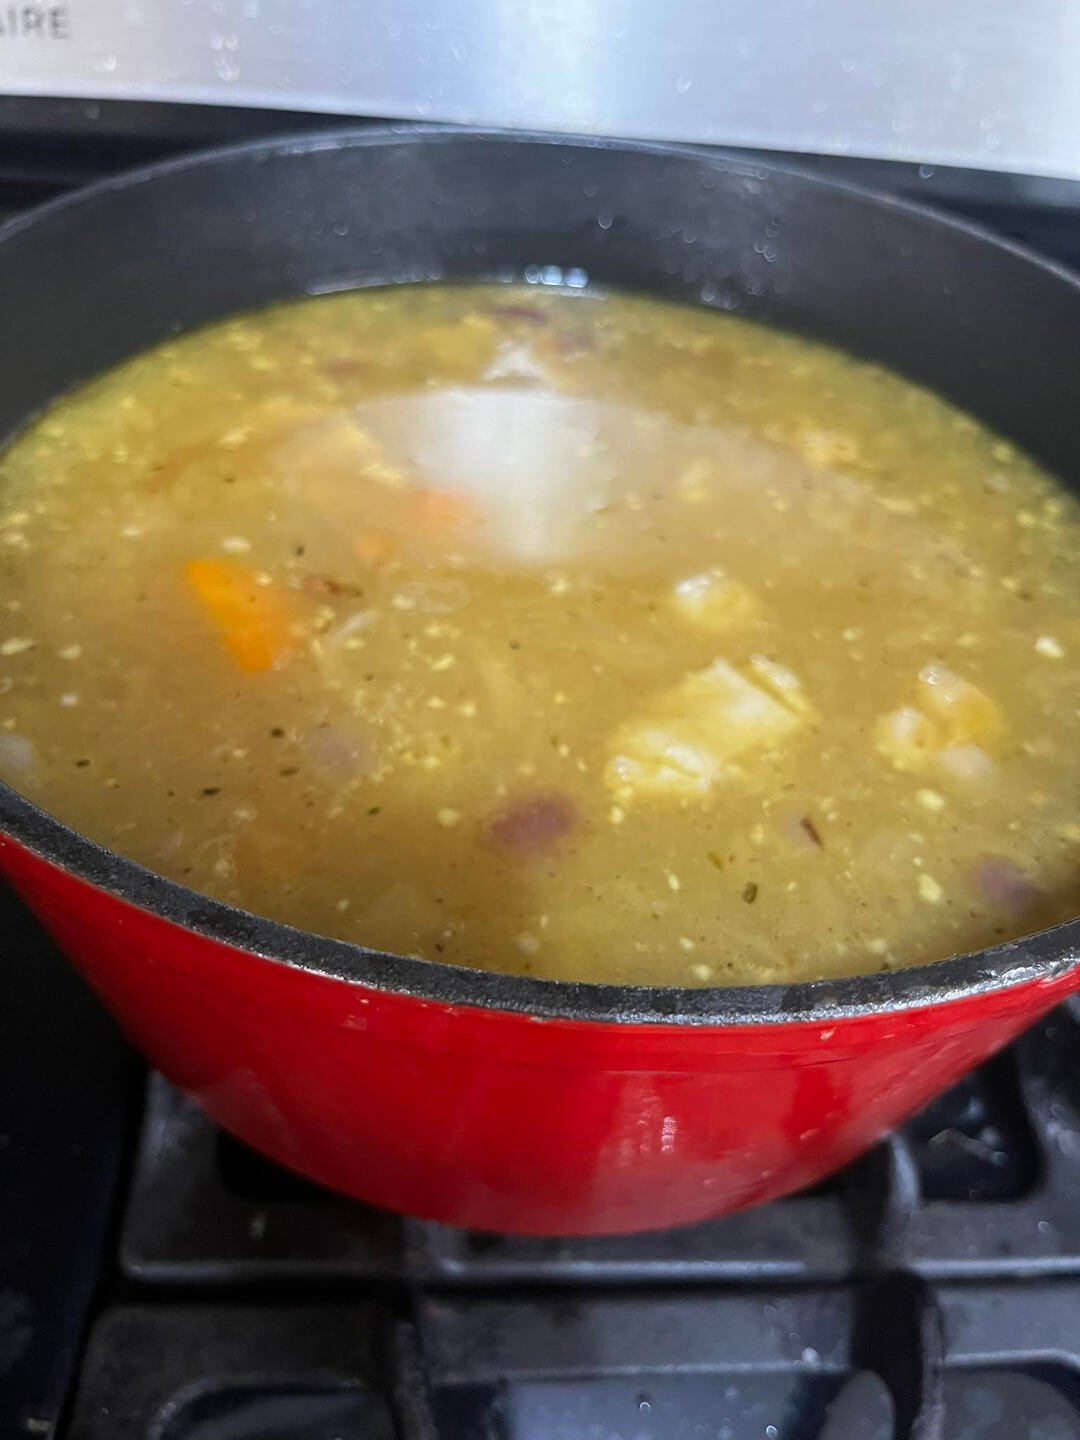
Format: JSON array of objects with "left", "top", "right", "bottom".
[
  {"left": 488, "top": 792, "right": 577, "bottom": 860},
  {"left": 0, "top": 733, "right": 36, "bottom": 781},
  {"left": 936, "top": 743, "right": 994, "bottom": 783},
  {"left": 972, "top": 856, "right": 1041, "bottom": 915}
]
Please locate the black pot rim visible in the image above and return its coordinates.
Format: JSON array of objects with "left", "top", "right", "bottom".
[{"left": 2, "top": 123, "right": 1079, "bottom": 1028}]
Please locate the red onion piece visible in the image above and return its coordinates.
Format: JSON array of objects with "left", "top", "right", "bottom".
[{"left": 488, "top": 791, "right": 577, "bottom": 860}]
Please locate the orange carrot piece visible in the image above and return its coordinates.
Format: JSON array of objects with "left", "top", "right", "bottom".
[
  {"left": 411, "top": 487, "right": 479, "bottom": 536},
  {"left": 351, "top": 530, "right": 397, "bottom": 566},
  {"left": 184, "top": 558, "right": 298, "bottom": 672}
]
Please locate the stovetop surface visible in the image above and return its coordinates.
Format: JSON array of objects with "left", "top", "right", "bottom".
[{"left": 4, "top": 109, "right": 1080, "bottom": 1440}]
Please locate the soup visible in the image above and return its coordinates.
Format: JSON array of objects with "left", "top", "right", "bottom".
[{"left": 2, "top": 285, "right": 1080, "bottom": 987}]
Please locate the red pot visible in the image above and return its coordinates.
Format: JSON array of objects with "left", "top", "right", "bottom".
[{"left": 2, "top": 130, "right": 1079, "bottom": 1236}]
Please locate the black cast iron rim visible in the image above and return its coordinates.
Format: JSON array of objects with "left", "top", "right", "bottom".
[{"left": 1, "top": 125, "right": 1078, "bottom": 1027}]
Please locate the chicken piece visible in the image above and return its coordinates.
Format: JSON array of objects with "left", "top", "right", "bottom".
[
  {"left": 670, "top": 569, "right": 758, "bottom": 634},
  {"left": 875, "top": 663, "right": 1003, "bottom": 778},
  {"left": 605, "top": 658, "right": 811, "bottom": 801}
]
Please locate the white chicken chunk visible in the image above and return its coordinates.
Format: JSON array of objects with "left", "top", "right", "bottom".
[{"left": 605, "top": 658, "right": 811, "bottom": 801}]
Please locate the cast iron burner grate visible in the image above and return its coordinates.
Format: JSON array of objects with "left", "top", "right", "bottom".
[{"left": 63, "top": 1277, "right": 1080, "bottom": 1439}]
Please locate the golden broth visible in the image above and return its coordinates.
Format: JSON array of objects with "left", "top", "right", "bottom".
[{"left": 2, "top": 284, "right": 1080, "bottom": 986}]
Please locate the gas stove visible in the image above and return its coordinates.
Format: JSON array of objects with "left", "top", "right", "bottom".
[{"left": 5, "top": 104, "right": 1080, "bottom": 1440}]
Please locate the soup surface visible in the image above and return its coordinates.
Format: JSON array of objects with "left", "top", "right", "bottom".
[{"left": 2, "top": 285, "right": 1080, "bottom": 987}]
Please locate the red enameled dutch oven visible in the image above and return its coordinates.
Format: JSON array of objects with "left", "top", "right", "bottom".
[{"left": 2, "top": 129, "right": 1080, "bottom": 1236}]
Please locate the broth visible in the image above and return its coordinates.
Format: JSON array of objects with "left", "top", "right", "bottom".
[{"left": 2, "top": 284, "right": 1080, "bottom": 986}]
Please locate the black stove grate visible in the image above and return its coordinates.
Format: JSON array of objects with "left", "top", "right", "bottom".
[
  {"left": 63, "top": 1274, "right": 1080, "bottom": 1439},
  {"left": 65, "top": 1306, "right": 398, "bottom": 1440},
  {"left": 5, "top": 119, "right": 1080, "bottom": 1438}
]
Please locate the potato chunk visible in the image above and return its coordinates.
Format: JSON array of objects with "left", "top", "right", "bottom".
[
  {"left": 748, "top": 653, "right": 818, "bottom": 720},
  {"left": 876, "top": 663, "right": 1003, "bottom": 779},
  {"left": 875, "top": 706, "right": 938, "bottom": 771},
  {"left": 606, "top": 658, "right": 810, "bottom": 801},
  {"left": 916, "top": 662, "right": 1003, "bottom": 748},
  {"left": 670, "top": 569, "right": 757, "bottom": 633}
]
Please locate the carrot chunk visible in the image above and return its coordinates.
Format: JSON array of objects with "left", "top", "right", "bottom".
[
  {"left": 410, "top": 488, "right": 479, "bottom": 537},
  {"left": 184, "top": 558, "right": 298, "bottom": 672},
  {"left": 351, "top": 530, "right": 397, "bottom": 566}
]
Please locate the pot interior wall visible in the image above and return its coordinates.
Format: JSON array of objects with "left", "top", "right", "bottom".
[{"left": 1, "top": 131, "right": 1078, "bottom": 487}]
